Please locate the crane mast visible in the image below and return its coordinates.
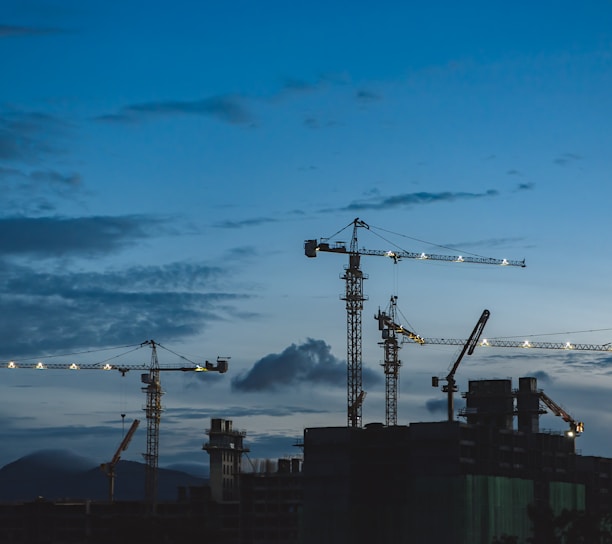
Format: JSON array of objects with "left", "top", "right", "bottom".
[
  {"left": 142, "top": 340, "right": 162, "bottom": 506},
  {"left": 305, "top": 217, "right": 524, "bottom": 428},
  {"left": 375, "top": 296, "right": 424, "bottom": 426},
  {"left": 343, "top": 219, "right": 369, "bottom": 427}
]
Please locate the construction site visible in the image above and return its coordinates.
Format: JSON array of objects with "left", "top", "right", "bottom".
[{"left": 2, "top": 218, "right": 612, "bottom": 543}]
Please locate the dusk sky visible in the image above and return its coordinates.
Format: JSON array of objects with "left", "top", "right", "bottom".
[{"left": 2, "top": 1, "right": 612, "bottom": 476}]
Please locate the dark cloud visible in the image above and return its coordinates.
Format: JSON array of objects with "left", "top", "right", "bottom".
[
  {"left": 28, "top": 170, "right": 81, "bottom": 187},
  {"left": 356, "top": 89, "right": 382, "bottom": 102},
  {"left": 231, "top": 338, "right": 381, "bottom": 392},
  {"left": 0, "top": 215, "right": 160, "bottom": 257},
  {"left": 554, "top": 152, "right": 583, "bottom": 166},
  {"left": 506, "top": 169, "right": 522, "bottom": 176},
  {"left": 530, "top": 370, "right": 552, "bottom": 384},
  {"left": 97, "top": 95, "right": 254, "bottom": 125},
  {"left": 516, "top": 182, "right": 535, "bottom": 191},
  {"left": 213, "top": 217, "right": 278, "bottom": 229},
  {"left": 336, "top": 189, "right": 499, "bottom": 212},
  {"left": 0, "top": 259, "right": 247, "bottom": 357},
  {"left": 0, "top": 25, "right": 59, "bottom": 38}
]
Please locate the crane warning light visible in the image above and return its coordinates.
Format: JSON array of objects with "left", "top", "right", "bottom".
[
  {"left": 456, "top": 256, "right": 464, "bottom": 262},
  {"left": 419, "top": 253, "right": 428, "bottom": 260},
  {"left": 564, "top": 342, "right": 574, "bottom": 350},
  {"left": 501, "top": 259, "right": 509, "bottom": 266},
  {"left": 480, "top": 339, "right": 490, "bottom": 346},
  {"left": 522, "top": 341, "right": 531, "bottom": 348},
  {"left": 103, "top": 364, "right": 113, "bottom": 371},
  {"left": 35, "top": 362, "right": 46, "bottom": 369},
  {"left": 69, "top": 363, "right": 80, "bottom": 370},
  {"left": 7, "top": 361, "right": 16, "bottom": 369}
]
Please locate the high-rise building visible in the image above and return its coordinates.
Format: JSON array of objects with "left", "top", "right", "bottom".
[{"left": 203, "top": 418, "right": 249, "bottom": 502}]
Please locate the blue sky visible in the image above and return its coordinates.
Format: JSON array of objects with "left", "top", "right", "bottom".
[{"left": 2, "top": 1, "right": 612, "bottom": 475}]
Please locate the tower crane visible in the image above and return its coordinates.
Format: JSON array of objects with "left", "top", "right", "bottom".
[
  {"left": 101, "top": 418, "right": 140, "bottom": 502},
  {"left": 406, "top": 334, "right": 610, "bottom": 434},
  {"left": 375, "top": 296, "right": 424, "bottom": 426},
  {"left": 305, "top": 217, "right": 525, "bottom": 428},
  {"left": 4, "top": 339, "right": 229, "bottom": 507},
  {"left": 431, "top": 309, "right": 490, "bottom": 421}
]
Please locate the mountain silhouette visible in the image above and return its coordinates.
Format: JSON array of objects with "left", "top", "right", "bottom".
[{"left": 0, "top": 449, "right": 206, "bottom": 502}]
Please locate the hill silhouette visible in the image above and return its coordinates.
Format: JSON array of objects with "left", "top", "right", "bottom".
[{"left": 0, "top": 449, "right": 206, "bottom": 502}]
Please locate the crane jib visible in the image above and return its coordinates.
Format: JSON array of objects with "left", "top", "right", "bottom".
[{"left": 305, "top": 240, "right": 525, "bottom": 268}]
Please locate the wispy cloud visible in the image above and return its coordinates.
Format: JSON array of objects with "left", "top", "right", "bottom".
[
  {"left": 443, "top": 236, "right": 526, "bottom": 250},
  {"left": 0, "top": 167, "right": 84, "bottom": 215},
  {"left": 356, "top": 89, "right": 382, "bottom": 103},
  {"left": 554, "top": 152, "right": 583, "bottom": 166},
  {"left": 231, "top": 338, "right": 381, "bottom": 392},
  {"left": 97, "top": 95, "right": 254, "bottom": 125},
  {"left": 281, "top": 78, "right": 319, "bottom": 93},
  {"left": 333, "top": 189, "right": 499, "bottom": 212},
  {"left": 0, "top": 111, "right": 67, "bottom": 162},
  {"left": 213, "top": 217, "right": 278, "bottom": 229},
  {"left": 0, "top": 25, "right": 60, "bottom": 38}
]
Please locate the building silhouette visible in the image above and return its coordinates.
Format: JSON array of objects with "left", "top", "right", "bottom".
[{"left": 3, "top": 379, "right": 612, "bottom": 543}]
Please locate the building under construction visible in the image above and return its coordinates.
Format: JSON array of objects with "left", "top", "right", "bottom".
[
  {"left": 301, "top": 376, "right": 607, "bottom": 544},
  {"left": 3, "top": 388, "right": 612, "bottom": 543}
]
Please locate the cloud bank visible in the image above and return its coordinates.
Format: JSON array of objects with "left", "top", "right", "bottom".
[{"left": 232, "top": 338, "right": 381, "bottom": 392}]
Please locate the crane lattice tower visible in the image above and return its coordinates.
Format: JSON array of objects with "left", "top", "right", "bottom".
[{"left": 142, "top": 340, "right": 163, "bottom": 506}]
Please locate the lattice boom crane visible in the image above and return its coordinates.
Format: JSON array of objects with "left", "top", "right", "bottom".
[
  {"left": 375, "top": 296, "right": 424, "bottom": 426},
  {"left": 305, "top": 217, "right": 525, "bottom": 428},
  {"left": 4, "top": 339, "right": 229, "bottom": 508}
]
